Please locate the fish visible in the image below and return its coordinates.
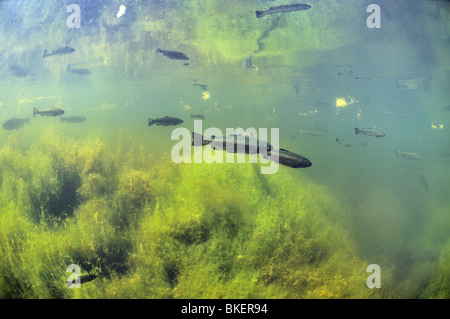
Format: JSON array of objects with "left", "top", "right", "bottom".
[
  {"left": 336, "top": 137, "right": 351, "bottom": 147},
  {"left": 396, "top": 76, "right": 431, "bottom": 91},
  {"left": 43, "top": 47, "right": 75, "bottom": 58},
  {"left": 298, "top": 130, "right": 323, "bottom": 137},
  {"left": 193, "top": 83, "right": 208, "bottom": 91},
  {"left": 156, "top": 48, "right": 189, "bottom": 60},
  {"left": 190, "top": 114, "right": 205, "bottom": 120},
  {"left": 264, "top": 148, "right": 312, "bottom": 168},
  {"left": 192, "top": 132, "right": 271, "bottom": 154},
  {"left": 33, "top": 107, "right": 65, "bottom": 117},
  {"left": 67, "top": 274, "right": 97, "bottom": 288},
  {"left": 10, "top": 64, "right": 33, "bottom": 78},
  {"left": 67, "top": 64, "right": 91, "bottom": 75},
  {"left": 355, "top": 127, "right": 385, "bottom": 137},
  {"left": 396, "top": 150, "right": 420, "bottom": 160},
  {"left": 2, "top": 117, "right": 29, "bottom": 130},
  {"left": 314, "top": 125, "right": 328, "bottom": 132},
  {"left": 148, "top": 116, "right": 184, "bottom": 126},
  {"left": 418, "top": 175, "right": 429, "bottom": 191},
  {"left": 60, "top": 116, "right": 87, "bottom": 123},
  {"left": 256, "top": 3, "right": 311, "bottom": 18}
]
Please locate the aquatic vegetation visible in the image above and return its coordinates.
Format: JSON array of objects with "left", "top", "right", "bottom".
[{"left": 0, "top": 132, "right": 394, "bottom": 299}]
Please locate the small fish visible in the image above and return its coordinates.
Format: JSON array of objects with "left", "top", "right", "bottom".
[
  {"left": 264, "top": 148, "right": 312, "bottom": 168},
  {"left": 441, "top": 105, "right": 450, "bottom": 113},
  {"left": 298, "top": 130, "right": 323, "bottom": 137},
  {"left": 396, "top": 78, "right": 420, "bottom": 90},
  {"left": 192, "top": 132, "right": 271, "bottom": 154},
  {"left": 43, "top": 47, "right": 75, "bottom": 58},
  {"left": 33, "top": 107, "right": 65, "bottom": 117},
  {"left": 60, "top": 116, "right": 87, "bottom": 123},
  {"left": 256, "top": 3, "right": 311, "bottom": 18},
  {"left": 354, "top": 76, "right": 384, "bottom": 80},
  {"left": 336, "top": 137, "right": 351, "bottom": 147},
  {"left": 2, "top": 117, "right": 29, "bottom": 130},
  {"left": 418, "top": 175, "right": 429, "bottom": 191},
  {"left": 355, "top": 127, "right": 385, "bottom": 137},
  {"left": 156, "top": 48, "right": 189, "bottom": 60},
  {"left": 193, "top": 83, "right": 208, "bottom": 91},
  {"left": 10, "top": 64, "right": 33, "bottom": 78},
  {"left": 314, "top": 125, "right": 328, "bottom": 132},
  {"left": 396, "top": 150, "right": 420, "bottom": 160},
  {"left": 67, "top": 274, "right": 97, "bottom": 288},
  {"left": 67, "top": 64, "right": 91, "bottom": 75},
  {"left": 148, "top": 116, "right": 183, "bottom": 126},
  {"left": 190, "top": 114, "right": 205, "bottom": 120},
  {"left": 396, "top": 76, "right": 432, "bottom": 91}
]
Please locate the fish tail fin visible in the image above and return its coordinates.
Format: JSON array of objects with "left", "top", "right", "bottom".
[
  {"left": 33, "top": 108, "right": 38, "bottom": 117},
  {"left": 43, "top": 49, "right": 48, "bottom": 58},
  {"left": 147, "top": 118, "right": 154, "bottom": 126},
  {"left": 255, "top": 11, "right": 264, "bottom": 18},
  {"left": 355, "top": 128, "right": 360, "bottom": 134}
]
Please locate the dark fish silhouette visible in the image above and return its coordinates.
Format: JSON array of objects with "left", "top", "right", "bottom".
[
  {"left": 192, "top": 132, "right": 271, "bottom": 154},
  {"left": 2, "top": 117, "right": 29, "bottom": 130},
  {"left": 190, "top": 114, "right": 205, "bottom": 119},
  {"left": 43, "top": 47, "right": 75, "bottom": 58},
  {"left": 33, "top": 107, "right": 65, "bottom": 117},
  {"left": 67, "top": 64, "right": 91, "bottom": 75},
  {"left": 156, "top": 48, "right": 189, "bottom": 60},
  {"left": 256, "top": 3, "right": 311, "bottom": 18},
  {"left": 67, "top": 274, "right": 97, "bottom": 287},
  {"left": 60, "top": 116, "right": 87, "bottom": 123},
  {"left": 193, "top": 83, "right": 208, "bottom": 90},
  {"left": 264, "top": 148, "right": 312, "bottom": 168},
  {"left": 148, "top": 116, "right": 184, "bottom": 126}
]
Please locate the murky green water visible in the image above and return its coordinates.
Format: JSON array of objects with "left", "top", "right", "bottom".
[{"left": 0, "top": 0, "right": 449, "bottom": 299}]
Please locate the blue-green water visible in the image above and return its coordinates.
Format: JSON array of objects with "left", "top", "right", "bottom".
[{"left": 0, "top": 0, "right": 449, "bottom": 299}]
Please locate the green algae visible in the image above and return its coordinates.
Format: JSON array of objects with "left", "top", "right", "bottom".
[{"left": 0, "top": 133, "right": 392, "bottom": 299}]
